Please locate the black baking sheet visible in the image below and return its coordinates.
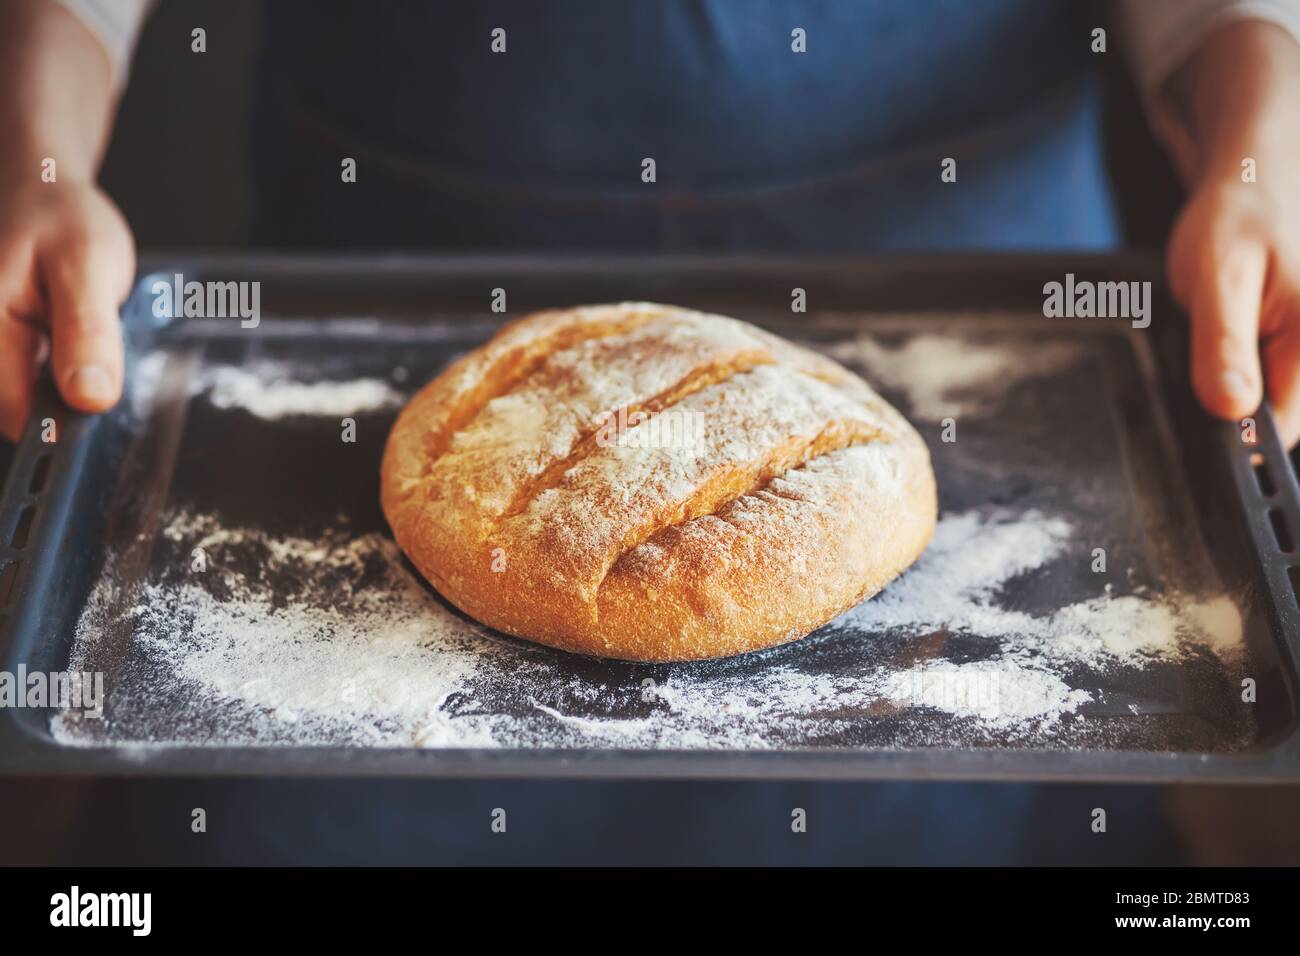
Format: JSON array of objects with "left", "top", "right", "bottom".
[{"left": 1, "top": 256, "right": 1297, "bottom": 780}]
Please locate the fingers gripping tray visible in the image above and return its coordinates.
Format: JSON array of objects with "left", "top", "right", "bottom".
[{"left": 1, "top": 255, "right": 1297, "bottom": 781}]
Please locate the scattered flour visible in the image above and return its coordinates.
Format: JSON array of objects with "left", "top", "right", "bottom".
[
  {"left": 79, "top": 330, "right": 1248, "bottom": 752},
  {"left": 142, "top": 536, "right": 490, "bottom": 741},
  {"left": 825, "top": 333, "right": 1080, "bottom": 420},
  {"left": 831, "top": 508, "right": 1243, "bottom": 667},
  {"left": 201, "top": 363, "right": 402, "bottom": 419},
  {"left": 128, "top": 352, "right": 403, "bottom": 420},
  {"left": 57, "top": 506, "right": 1245, "bottom": 750},
  {"left": 880, "top": 660, "right": 1092, "bottom": 729}
]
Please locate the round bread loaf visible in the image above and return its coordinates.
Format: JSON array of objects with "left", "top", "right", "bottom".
[{"left": 381, "top": 303, "right": 936, "bottom": 661}]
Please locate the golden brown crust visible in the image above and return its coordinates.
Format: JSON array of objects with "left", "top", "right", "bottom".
[{"left": 381, "top": 303, "right": 937, "bottom": 661}]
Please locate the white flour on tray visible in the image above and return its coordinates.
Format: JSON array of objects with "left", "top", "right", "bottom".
[
  {"left": 202, "top": 364, "right": 402, "bottom": 419},
  {"left": 825, "top": 332, "right": 1080, "bottom": 421},
  {"left": 56, "top": 506, "right": 1243, "bottom": 749},
  {"left": 61, "top": 334, "right": 1244, "bottom": 750},
  {"left": 130, "top": 352, "right": 403, "bottom": 420}
]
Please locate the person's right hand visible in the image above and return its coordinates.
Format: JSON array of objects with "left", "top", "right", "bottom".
[{"left": 0, "top": 175, "right": 135, "bottom": 441}]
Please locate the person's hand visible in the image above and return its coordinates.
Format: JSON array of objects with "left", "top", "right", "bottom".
[
  {"left": 1167, "top": 173, "right": 1300, "bottom": 442},
  {"left": 1158, "top": 21, "right": 1300, "bottom": 445},
  {"left": 0, "top": 175, "right": 134, "bottom": 441},
  {"left": 0, "top": 0, "right": 131, "bottom": 442}
]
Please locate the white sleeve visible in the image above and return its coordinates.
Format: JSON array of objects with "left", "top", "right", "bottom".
[
  {"left": 50, "top": 0, "right": 155, "bottom": 91},
  {"left": 1119, "top": 0, "right": 1300, "bottom": 97}
]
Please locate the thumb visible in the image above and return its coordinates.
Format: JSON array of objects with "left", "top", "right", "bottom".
[
  {"left": 1175, "top": 235, "right": 1268, "bottom": 421},
  {"left": 39, "top": 220, "right": 133, "bottom": 413}
]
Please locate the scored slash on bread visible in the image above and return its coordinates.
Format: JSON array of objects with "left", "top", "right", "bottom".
[{"left": 381, "top": 303, "right": 937, "bottom": 661}]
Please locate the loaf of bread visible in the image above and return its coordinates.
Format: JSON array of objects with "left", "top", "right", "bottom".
[{"left": 381, "top": 303, "right": 936, "bottom": 661}]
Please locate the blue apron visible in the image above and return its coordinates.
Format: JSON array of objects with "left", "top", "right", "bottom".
[{"left": 253, "top": 0, "right": 1120, "bottom": 251}]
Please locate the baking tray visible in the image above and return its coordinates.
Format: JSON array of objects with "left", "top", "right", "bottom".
[{"left": 1, "top": 254, "right": 1298, "bottom": 781}]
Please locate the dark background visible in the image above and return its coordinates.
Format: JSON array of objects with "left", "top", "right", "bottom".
[{"left": 2, "top": 1, "right": 1297, "bottom": 866}]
